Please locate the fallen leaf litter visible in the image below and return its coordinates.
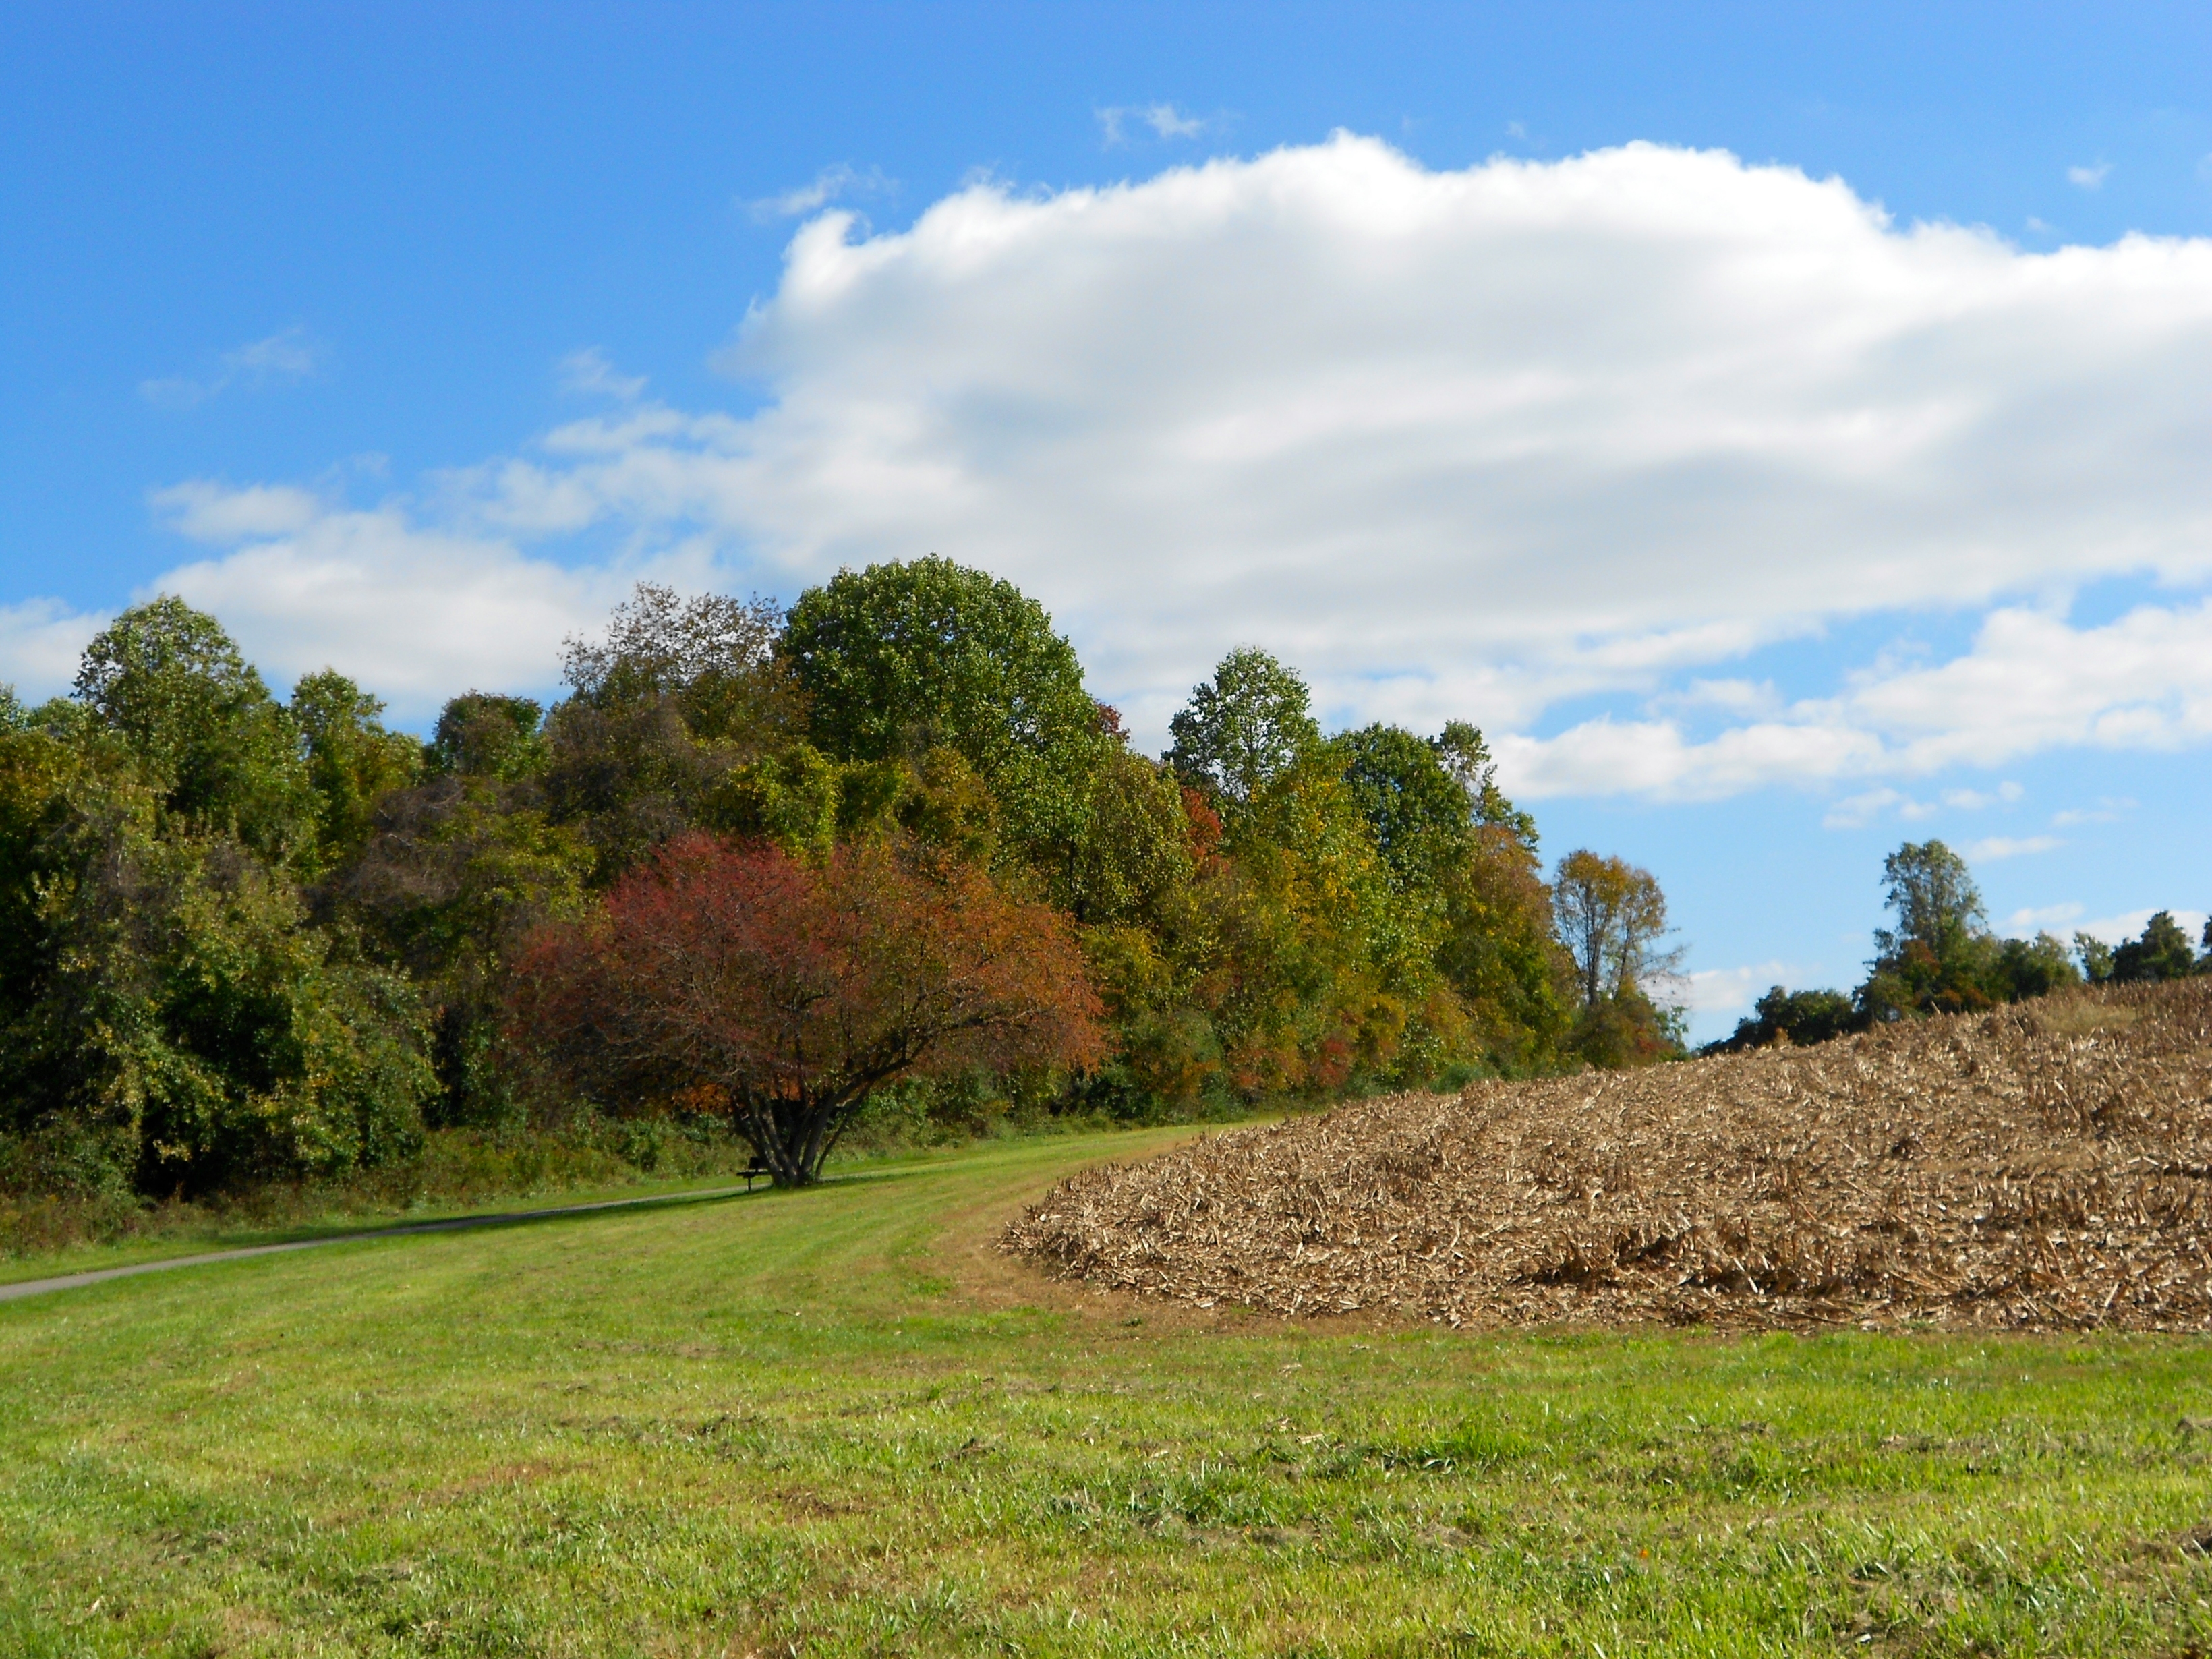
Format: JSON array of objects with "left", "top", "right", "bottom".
[{"left": 1002, "top": 979, "right": 2212, "bottom": 1331}]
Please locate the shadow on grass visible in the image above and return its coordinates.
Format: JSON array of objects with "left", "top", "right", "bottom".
[{"left": 0, "top": 1165, "right": 948, "bottom": 1302}]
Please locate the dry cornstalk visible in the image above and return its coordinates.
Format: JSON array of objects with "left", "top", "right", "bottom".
[{"left": 1002, "top": 979, "right": 2212, "bottom": 1331}]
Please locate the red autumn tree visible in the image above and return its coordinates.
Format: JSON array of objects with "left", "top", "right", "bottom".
[{"left": 511, "top": 831, "right": 1105, "bottom": 1185}]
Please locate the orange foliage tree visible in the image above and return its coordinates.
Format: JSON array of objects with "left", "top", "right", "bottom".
[{"left": 511, "top": 832, "right": 1105, "bottom": 1184}]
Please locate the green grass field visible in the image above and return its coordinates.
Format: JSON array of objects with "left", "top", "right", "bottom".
[
  {"left": 0, "top": 1167, "right": 768, "bottom": 1287},
  {"left": 5, "top": 1128, "right": 2211, "bottom": 1658}
]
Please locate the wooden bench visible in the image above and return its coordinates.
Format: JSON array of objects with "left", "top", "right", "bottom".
[{"left": 740, "top": 1161, "right": 774, "bottom": 1192}]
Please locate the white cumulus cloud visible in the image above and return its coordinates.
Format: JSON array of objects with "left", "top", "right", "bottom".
[
  {"left": 1683, "top": 962, "right": 1796, "bottom": 1017},
  {"left": 451, "top": 134, "right": 2212, "bottom": 764},
  {"left": 153, "top": 481, "right": 325, "bottom": 542},
  {"left": 69, "top": 136, "right": 2212, "bottom": 778},
  {"left": 558, "top": 348, "right": 647, "bottom": 401},
  {"left": 0, "top": 598, "right": 107, "bottom": 701},
  {"left": 140, "top": 484, "right": 715, "bottom": 720}
]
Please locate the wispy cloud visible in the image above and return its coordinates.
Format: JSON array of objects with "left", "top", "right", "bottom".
[
  {"left": 2006, "top": 901, "right": 2084, "bottom": 935},
  {"left": 1097, "top": 103, "right": 1209, "bottom": 147},
  {"left": 140, "top": 326, "right": 320, "bottom": 410},
  {"left": 152, "top": 480, "right": 324, "bottom": 542},
  {"left": 1819, "top": 781, "right": 2023, "bottom": 831},
  {"left": 1964, "top": 834, "right": 2062, "bottom": 861},
  {"left": 2067, "top": 161, "right": 2112, "bottom": 190},
  {"left": 747, "top": 163, "right": 893, "bottom": 222},
  {"left": 2051, "top": 796, "right": 2135, "bottom": 827},
  {"left": 558, "top": 348, "right": 646, "bottom": 401},
  {"left": 1822, "top": 788, "right": 1907, "bottom": 830},
  {"left": 1652, "top": 677, "right": 1781, "bottom": 718},
  {"left": 1942, "top": 782, "right": 2024, "bottom": 810}
]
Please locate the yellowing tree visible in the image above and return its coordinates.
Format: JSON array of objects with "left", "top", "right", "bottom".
[{"left": 1552, "top": 849, "right": 1683, "bottom": 1066}]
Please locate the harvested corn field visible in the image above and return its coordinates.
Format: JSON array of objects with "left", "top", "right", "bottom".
[{"left": 1005, "top": 979, "right": 2212, "bottom": 1331}]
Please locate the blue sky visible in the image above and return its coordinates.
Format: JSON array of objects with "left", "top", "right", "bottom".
[{"left": 7, "top": 3, "right": 2212, "bottom": 1039}]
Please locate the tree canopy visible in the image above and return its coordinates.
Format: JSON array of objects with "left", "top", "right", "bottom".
[
  {"left": 1167, "top": 647, "right": 1321, "bottom": 805},
  {"left": 780, "top": 557, "right": 1110, "bottom": 866},
  {"left": 39, "top": 566, "right": 2068, "bottom": 1209},
  {"left": 1550, "top": 850, "right": 1683, "bottom": 1066},
  {"left": 512, "top": 832, "right": 1104, "bottom": 1184}
]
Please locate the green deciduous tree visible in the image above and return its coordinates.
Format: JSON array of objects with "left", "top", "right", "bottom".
[
  {"left": 2111, "top": 910, "right": 2199, "bottom": 983},
  {"left": 781, "top": 558, "right": 1110, "bottom": 869},
  {"left": 1333, "top": 723, "right": 1474, "bottom": 895},
  {"left": 2075, "top": 931, "right": 2116, "bottom": 984},
  {"left": 1853, "top": 842, "right": 2083, "bottom": 1018},
  {"left": 561, "top": 583, "right": 798, "bottom": 745},
  {"left": 1434, "top": 720, "right": 1537, "bottom": 846},
  {"left": 537, "top": 584, "right": 807, "bottom": 886},
  {"left": 1991, "top": 931, "right": 2083, "bottom": 1000},
  {"left": 1711, "top": 985, "right": 1860, "bottom": 1053},
  {"left": 1857, "top": 840, "right": 1998, "bottom": 1020},
  {"left": 427, "top": 693, "right": 547, "bottom": 781},
  {"left": 1167, "top": 647, "right": 1321, "bottom": 805},
  {"left": 327, "top": 773, "right": 593, "bottom": 1129},
  {"left": 2128, "top": 914, "right": 2196, "bottom": 979},
  {"left": 1552, "top": 849, "right": 1683, "bottom": 1067},
  {"left": 290, "top": 670, "right": 421, "bottom": 869},
  {"left": 1872, "top": 840, "right": 1985, "bottom": 964},
  {"left": 75, "top": 598, "right": 316, "bottom": 865},
  {"left": 0, "top": 735, "right": 433, "bottom": 1194},
  {"left": 1433, "top": 823, "right": 1573, "bottom": 1074},
  {"left": 1061, "top": 745, "right": 1197, "bottom": 928}
]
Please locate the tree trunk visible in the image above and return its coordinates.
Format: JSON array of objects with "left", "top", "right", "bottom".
[{"left": 740, "top": 1095, "right": 842, "bottom": 1186}]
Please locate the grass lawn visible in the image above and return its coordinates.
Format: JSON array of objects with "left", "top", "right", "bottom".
[
  {"left": 0, "top": 1169, "right": 774, "bottom": 1288},
  {"left": 4, "top": 1127, "right": 2211, "bottom": 1658}
]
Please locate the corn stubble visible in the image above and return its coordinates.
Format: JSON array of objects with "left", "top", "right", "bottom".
[{"left": 1005, "top": 978, "right": 2212, "bottom": 1331}]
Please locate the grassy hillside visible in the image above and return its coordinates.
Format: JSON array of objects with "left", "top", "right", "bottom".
[{"left": 4, "top": 1128, "right": 2211, "bottom": 1656}]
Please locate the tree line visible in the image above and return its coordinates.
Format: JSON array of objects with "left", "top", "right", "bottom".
[
  {"left": 0, "top": 560, "right": 1710, "bottom": 1192},
  {"left": 0, "top": 560, "right": 1776, "bottom": 1200},
  {"left": 1709, "top": 838, "right": 2206, "bottom": 1054}
]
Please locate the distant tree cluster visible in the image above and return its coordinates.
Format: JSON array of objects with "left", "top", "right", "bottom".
[
  {"left": 1708, "top": 838, "right": 2205, "bottom": 1055},
  {"left": 2, "top": 560, "right": 1697, "bottom": 1192}
]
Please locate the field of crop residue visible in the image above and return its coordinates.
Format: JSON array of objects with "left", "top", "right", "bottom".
[{"left": 1006, "top": 979, "right": 2212, "bottom": 1331}]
